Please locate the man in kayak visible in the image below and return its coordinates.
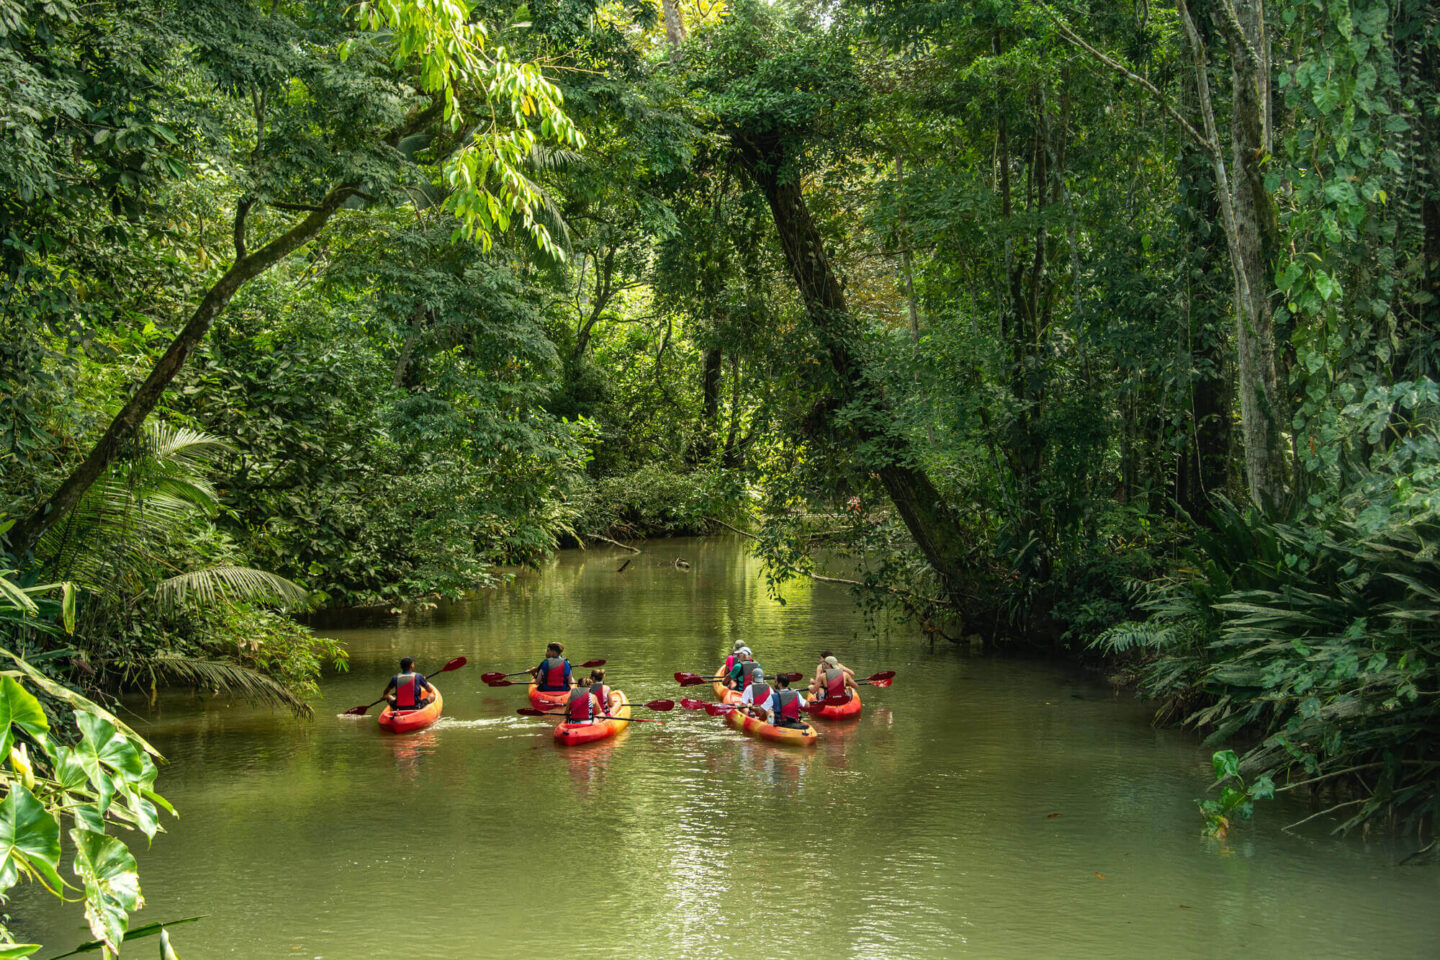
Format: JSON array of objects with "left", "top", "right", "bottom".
[
  {"left": 383, "top": 657, "right": 434, "bottom": 712},
  {"left": 589, "top": 668, "right": 613, "bottom": 716},
  {"left": 529, "top": 642, "right": 572, "bottom": 692},
  {"left": 564, "top": 676, "right": 604, "bottom": 725},
  {"left": 768, "top": 675, "right": 810, "bottom": 728},
  {"left": 809, "top": 654, "right": 859, "bottom": 704},
  {"left": 739, "top": 668, "right": 775, "bottom": 718},
  {"left": 726, "top": 648, "right": 761, "bottom": 690}
]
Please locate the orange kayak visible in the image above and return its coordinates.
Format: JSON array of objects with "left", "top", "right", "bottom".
[
  {"left": 714, "top": 663, "right": 817, "bottom": 746},
  {"left": 554, "top": 690, "right": 630, "bottom": 745},
  {"left": 378, "top": 687, "right": 443, "bottom": 733},
  {"left": 528, "top": 684, "right": 570, "bottom": 711}
]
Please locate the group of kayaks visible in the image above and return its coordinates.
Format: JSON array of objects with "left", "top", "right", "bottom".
[{"left": 373, "top": 663, "right": 865, "bottom": 748}]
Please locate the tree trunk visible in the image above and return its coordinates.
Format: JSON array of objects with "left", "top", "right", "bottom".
[
  {"left": 738, "top": 150, "right": 968, "bottom": 592},
  {"left": 699, "top": 346, "right": 722, "bottom": 460},
  {"left": 661, "top": 0, "right": 686, "bottom": 59},
  {"left": 1180, "top": 0, "right": 1289, "bottom": 514}
]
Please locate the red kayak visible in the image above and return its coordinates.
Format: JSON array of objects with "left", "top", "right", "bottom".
[
  {"left": 528, "top": 683, "right": 570, "bottom": 711},
  {"left": 378, "top": 687, "right": 443, "bottom": 733},
  {"left": 554, "top": 690, "right": 630, "bottom": 745},
  {"left": 808, "top": 688, "right": 862, "bottom": 720}
]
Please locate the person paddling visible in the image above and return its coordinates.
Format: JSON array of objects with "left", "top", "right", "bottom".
[
  {"left": 809, "top": 654, "right": 858, "bottom": 704},
  {"left": 383, "top": 657, "right": 434, "bottom": 712},
  {"left": 769, "top": 675, "right": 810, "bottom": 728},
  {"left": 739, "top": 668, "right": 776, "bottom": 720},
  {"left": 564, "top": 676, "right": 604, "bottom": 726},
  {"left": 726, "top": 647, "right": 761, "bottom": 690},
  {"left": 589, "top": 668, "right": 613, "bottom": 716},
  {"left": 529, "top": 642, "right": 572, "bottom": 692}
]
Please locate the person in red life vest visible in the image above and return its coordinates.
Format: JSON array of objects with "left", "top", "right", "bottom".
[
  {"left": 726, "top": 647, "right": 761, "bottom": 690},
  {"left": 528, "top": 642, "right": 572, "bottom": 692},
  {"left": 739, "top": 668, "right": 777, "bottom": 720},
  {"left": 768, "top": 675, "right": 810, "bottom": 728},
  {"left": 808, "top": 654, "right": 858, "bottom": 704},
  {"left": 564, "top": 676, "right": 604, "bottom": 725},
  {"left": 383, "top": 657, "right": 434, "bottom": 712},
  {"left": 588, "top": 668, "right": 613, "bottom": 716},
  {"left": 719, "top": 639, "right": 746, "bottom": 682}
]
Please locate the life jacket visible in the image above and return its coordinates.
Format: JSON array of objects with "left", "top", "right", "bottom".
[
  {"left": 593, "top": 683, "right": 609, "bottom": 712},
  {"left": 540, "top": 657, "right": 568, "bottom": 690},
  {"left": 748, "top": 682, "right": 773, "bottom": 715},
  {"left": 775, "top": 689, "right": 802, "bottom": 722},
  {"left": 824, "top": 667, "right": 849, "bottom": 702},
  {"left": 739, "top": 660, "right": 761, "bottom": 686},
  {"left": 395, "top": 672, "right": 418, "bottom": 709},
  {"left": 566, "top": 688, "right": 594, "bottom": 722},
  {"left": 727, "top": 658, "right": 749, "bottom": 684},
  {"left": 723, "top": 654, "right": 736, "bottom": 675}
]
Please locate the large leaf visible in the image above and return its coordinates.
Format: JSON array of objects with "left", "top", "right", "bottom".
[
  {"left": 70, "top": 829, "right": 141, "bottom": 952},
  {"left": 0, "top": 785, "right": 63, "bottom": 894},
  {"left": 0, "top": 946, "right": 40, "bottom": 958},
  {"left": 153, "top": 566, "right": 308, "bottom": 613},
  {"left": 0, "top": 676, "right": 49, "bottom": 759},
  {"left": 71, "top": 714, "right": 149, "bottom": 815}
]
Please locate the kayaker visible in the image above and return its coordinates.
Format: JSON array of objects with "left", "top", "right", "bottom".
[
  {"left": 383, "top": 657, "right": 434, "bottom": 712},
  {"left": 529, "top": 642, "right": 572, "bottom": 692},
  {"left": 727, "top": 648, "right": 761, "bottom": 690},
  {"left": 809, "top": 654, "right": 858, "bottom": 704},
  {"left": 564, "top": 676, "right": 604, "bottom": 725},
  {"left": 739, "top": 668, "right": 776, "bottom": 720},
  {"left": 589, "top": 668, "right": 612, "bottom": 716},
  {"left": 770, "top": 675, "right": 810, "bottom": 728},
  {"left": 719, "top": 639, "right": 746, "bottom": 681}
]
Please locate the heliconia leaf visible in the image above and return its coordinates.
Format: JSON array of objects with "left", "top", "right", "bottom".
[{"left": 71, "top": 828, "right": 142, "bottom": 952}]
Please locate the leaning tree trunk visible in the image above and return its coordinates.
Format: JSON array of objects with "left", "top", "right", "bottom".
[{"left": 739, "top": 151, "right": 969, "bottom": 592}]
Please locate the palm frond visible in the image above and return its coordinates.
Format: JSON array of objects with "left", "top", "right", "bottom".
[
  {"left": 148, "top": 654, "right": 308, "bottom": 715},
  {"left": 154, "top": 566, "right": 309, "bottom": 613}
]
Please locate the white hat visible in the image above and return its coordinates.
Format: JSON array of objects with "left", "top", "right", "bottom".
[{"left": 738, "top": 647, "right": 752, "bottom": 658}]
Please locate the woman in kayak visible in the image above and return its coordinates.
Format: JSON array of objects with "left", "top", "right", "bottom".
[
  {"left": 809, "top": 654, "right": 858, "bottom": 703},
  {"left": 564, "top": 676, "right": 605, "bottom": 725},
  {"left": 726, "top": 648, "right": 762, "bottom": 690},
  {"left": 529, "top": 642, "right": 572, "bottom": 692},
  {"left": 588, "top": 668, "right": 612, "bottom": 716},
  {"left": 383, "top": 657, "right": 434, "bottom": 712},
  {"left": 719, "top": 639, "right": 746, "bottom": 681}
]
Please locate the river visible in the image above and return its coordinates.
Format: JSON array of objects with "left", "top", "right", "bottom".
[{"left": 13, "top": 537, "right": 1439, "bottom": 957}]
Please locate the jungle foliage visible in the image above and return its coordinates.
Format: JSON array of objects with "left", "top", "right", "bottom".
[{"left": 2, "top": 0, "right": 1438, "bottom": 855}]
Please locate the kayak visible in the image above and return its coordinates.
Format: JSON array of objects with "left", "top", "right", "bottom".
[
  {"left": 725, "top": 702, "right": 819, "bottom": 746},
  {"left": 808, "top": 688, "right": 862, "bottom": 721},
  {"left": 714, "top": 663, "right": 817, "bottom": 746},
  {"left": 378, "top": 687, "right": 443, "bottom": 733},
  {"left": 528, "top": 683, "right": 570, "bottom": 711},
  {"left": 554, "top": 690, "right": 630, "bottom": 746}
]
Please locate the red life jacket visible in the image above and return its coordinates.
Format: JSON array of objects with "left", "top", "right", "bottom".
[
  {"left": 824, "top": 668, "right": 849, "bottom": 703},
  {"left": 775, "top": 689, "right": 801, "bottom": 721},
  {"left": 566, "top": 688, "right": 594, "bottom": 722},
  {"left": 541, "top": 657, "right": 568, "bottom": 690},
  {"left": 739, "top": 661, "right": 761, "bottom": 686},
  {"left": 395, "top": 673, "right": 418, "bottom": 708},
  {"left": 748, "top": 682, "right": 772, "bottom": 714},
  {"left": 593, "top": 683, "right": 609, "bottom": 712}
]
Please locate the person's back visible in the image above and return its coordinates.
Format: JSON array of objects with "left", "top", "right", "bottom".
[
  {"left": 772, "top": 684, "right": 806, "bottom": 728},
  {"left": 533, "top": 642, "right": 572, "bottom": 691},
  {"left": 385, "top": 657, "right": 433, "bottom": 711},
  {"left": 566, "top": 678, "right": 599, "bottom": 724}
]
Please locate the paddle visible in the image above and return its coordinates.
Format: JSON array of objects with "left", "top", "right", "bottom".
[
  {"left": 515, "top": 708, "right": 666, "bottom": 724},
  {"left": 343, "top": 657, "right": 468, "bottom": 715},
  {"left": 483, "top": 659, "right": 607, "bottom": 685},
  {"left": 674, "top": 671, "right": 804, "bottom": 687}
]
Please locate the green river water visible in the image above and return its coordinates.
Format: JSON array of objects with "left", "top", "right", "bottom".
[{"left": 13, "top": 537, "right": 1440, "bottom": 958}]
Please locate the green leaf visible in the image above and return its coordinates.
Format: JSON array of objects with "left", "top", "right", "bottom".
[
  {"left": 0, "top": 784, "right": 64, "bottom": 894},
  {"left": 0, "top": 675, "right": 49, "bottom": 759},
  {"left": 1211, "top": 749, "right": 1240, "bottom": 781},
  {"left": 0, "top": 946, "right": 41, "bottom": 958},
  {"left": 70, "top": 828, "right": 141, "bottom": 951},
  {"left": 42, "top": 916, "right": 204, "bottom": 959}
]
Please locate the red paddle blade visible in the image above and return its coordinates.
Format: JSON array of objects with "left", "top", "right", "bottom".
[
  {"left": 480, "top": 672, "right": 506, "bottom": 682},
  {"left": 673, "top": 672, "right": 696, "bottom": 683},
  {"left": 486, "top": 679, "right": 521, "bottom": 687},
  {"left": 580, "top": 659, "right": 606, "bottom": 668},
  {"left": 436, "top": 656, "right": 467, "bottom": 673},
  {"left": 343, "top": 704, "right": 371, "bottom": 716},
  {"left": 679, "top": 676, "right": 713, "bottom": 687},
  {"left": 679, "top": 698, "right": 709, "bottom": 710},
  {"left": 644, "top": 699, "right": 676, "bottom": 711},
  {"left": 778, "top": 672, "right": 804, "bottom": 682},
  {"left": 868, "top": 678, "right": 893, "bottom": 688},
  {"left": 864, "top": 671, "right": 896, "bottom": 682}
]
